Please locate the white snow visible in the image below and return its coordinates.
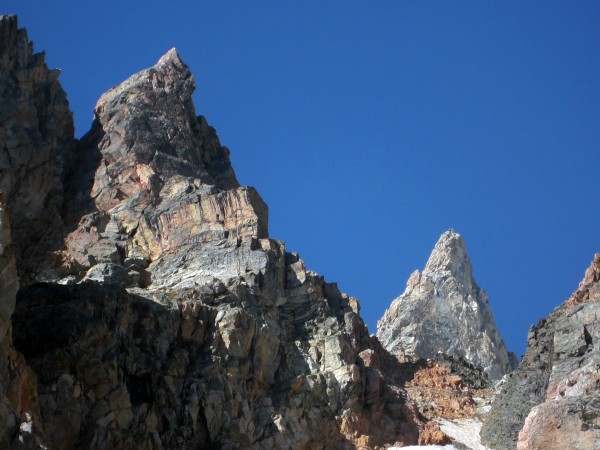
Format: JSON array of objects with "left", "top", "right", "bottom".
[
  {"left": 388, "top": 446, "right": 462, "bottom": 450},
  {"left": 438, "top": 418, "right": 490, "bottom": 450},
  {"left": 387, "top": 418, "right": 490, "bottom": 450}
]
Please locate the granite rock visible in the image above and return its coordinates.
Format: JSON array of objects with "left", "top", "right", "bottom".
[
  {"left": 377, "top": 230, "right": 517, "bottom": 379},
  {"left": 12, "top": 253, "right": 430, "bottom": 449},
  {"left": 56, "top": 46, "right": 265, "bottom": 290}
]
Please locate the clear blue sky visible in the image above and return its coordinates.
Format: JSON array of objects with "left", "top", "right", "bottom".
[{"left": 4, "top": 2, "right": 600, "bottom": 357}]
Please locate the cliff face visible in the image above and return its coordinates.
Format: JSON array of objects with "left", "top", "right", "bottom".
[
  {"left": 481, "top": 254, "right": 600, "bottom": 450},
  {"left": 4, "top": 14, "right": 599, "bottom": 450},
  {"left": 0, "top": 15, "right": 68, "bottom": 449},
  {"left": 0, "top": 15, "right": 74, "bottom": 284},
  {"left": 1, "top": 15, "right": 441, "bottom": 449},
  {"left": 377, "top": 230, "right": 517, "bottom": 380}
]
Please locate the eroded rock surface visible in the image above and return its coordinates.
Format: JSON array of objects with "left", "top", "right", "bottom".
[
  {"left": 377, "top": 230, "right": 517, "bottom": 379},
  {"left": 1, "top": 15, "right": 438, "bottom": 449},
  {"left": 0, "top": 194, "right": 18, "bottom": 340},
  {"left": 481, "top": 254, "right": 600, "bottom": 450},
  {"left": 13, "top": 258, "right": 430, "bottom": 449}
]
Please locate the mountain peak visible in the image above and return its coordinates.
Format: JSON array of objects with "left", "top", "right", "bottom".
[
  {"left": 95, "top": 47, "right": 193, "bottom": 118},
  {"left": 86, "top": 48, "right": 239, "bottom": 212},
  {"left": 377, "top": 230, "right": 517, "bottom": 379},
  {"left": 156, "top": 47, "right": 183, "bottom": 67},
  {"left": 424, "top": 229, "right": 473, "bottom": 286}
]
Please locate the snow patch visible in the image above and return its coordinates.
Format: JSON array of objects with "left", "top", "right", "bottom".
[
  {"left": 438, "top": 418, "right": 490, "bottom": 450},
  {"left": 389, "top": 447, "right": 461, "bottom": 450}
]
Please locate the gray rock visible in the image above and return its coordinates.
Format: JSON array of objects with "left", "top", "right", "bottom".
[
  {"left": 83, "top": 263, "right": 132, "bottom": 287},
  {"left": 2, "top": 20, "right": 434, "bottom": 449},
  {"left": 481, "top": 254, "right": 600, "bottom": 450},
  {"left": 0, "top": 14, "right": 74, "bottom": 283},
  {"left": 377, "top": 230, "right": 517, "bottom": 379}
]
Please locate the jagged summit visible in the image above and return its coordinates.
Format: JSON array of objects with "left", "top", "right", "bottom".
[
  {"left": 96, "top": 47, "right": 190, "bottom": 114},
  {"left": 424, "top": 230, "right": 472, "bottom": 281},
  {"left": 1, "top": 17, "right": 440, "bottom": 448},
  {"left": 157, "top": 47, "right": 183, "bottom": 65},
  {"left": 377, "top": 230, "right": 517, "bottom": 379},
  {"left": 87, "top": 47, "right": 238, "bottom": 215},
  {"left": 0, "top": 14, "right": 74, "bottom": 281},
  {"left": 57, "top": 47, "right": 268, "bottom": 289}
]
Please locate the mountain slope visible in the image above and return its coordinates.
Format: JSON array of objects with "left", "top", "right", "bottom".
[
  {"left": 481, "top": 253, "right": 600, "bottom": 450},
  {"left": 1, "top": 15, "right": 444, "bottom": 449}
]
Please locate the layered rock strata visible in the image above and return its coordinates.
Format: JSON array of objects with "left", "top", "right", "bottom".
[
  {"left": 54, "top": 46, "right": 266, "bottom": 289},
  {"left": 377, "top": 230, "right": 517, "bottom": 379},
  {"left": 481, "top": 254, "right": 600, "bottom": 450},
  {"left": 1, "top": 15, "right": 445, "bottom": 449}
]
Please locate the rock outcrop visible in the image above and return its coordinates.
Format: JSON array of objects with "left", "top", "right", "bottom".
[
  {"left": 1, "top": 15, "right": 444, "bottom": 449},
  {"left": 0, "top": 14, "right": 74, "bottom": 283},
  {"left": 55, "top": 45, "right": 265, "bottom": 290},
  {"left": 5, "top": 14, "right": 599, "bottom": 450},
  {"left": 0, "top": 194, "right": 18, "bottom": 341},
  {"left": 481, "top": 253, "right": 600, "bottom": 450},
  {"left": 377, "top": 230, "right": 517, "bottom": 379}
]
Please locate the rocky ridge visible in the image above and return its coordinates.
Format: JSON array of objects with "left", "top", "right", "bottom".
[
  {"left": 2, "top": 14, "right": 599, "bottom": 450},
  {"left": 0, "top": 15, "right": 450, "bottom": 449},
  {"left": 377, "top": 230, "right": 517, "bottom": 379},
  {"left": 481, "top": 253, "right": 600, "bottom": 450}
]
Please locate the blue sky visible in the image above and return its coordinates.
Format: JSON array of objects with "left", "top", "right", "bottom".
[{"left": 4, "top": 2, "right": 600, "bottom": 357}]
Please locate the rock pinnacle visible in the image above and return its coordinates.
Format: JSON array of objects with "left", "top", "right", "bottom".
[{"left": 377, "top": 230, "right": 517, "bottom": 379}]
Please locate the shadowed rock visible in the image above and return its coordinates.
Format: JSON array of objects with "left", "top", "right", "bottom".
[
  {"left": 481, "top": 254, "right": 600, "bottom": 450},
  {"left": 0, "top": 14, "right": 74, "bottom": 283},
  {"left": 3, "top": 16, "right": 438, "bottom": 449}
]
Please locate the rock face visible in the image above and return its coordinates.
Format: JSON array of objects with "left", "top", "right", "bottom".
[
  {"left": 0, "top": 193, "right": 43, "bottom": 449},
  {"left": 5, "top": 14, "right": 599, "bottom": 450},
  {"left": 0, "top": 194, "right": 18, "bottom": 340},
  {"left": 377, "top": 230, "right": 517, "bottom": 379},
  {"left": 1, "top": 15, "right": 444, "bottom": 449},
  {"left": 0, "top": 15, "right": 74, "bottom": 283},
  {"left": 481, "top": 254, "right": 600, "bottom": 450},
  {"left": 55, "top": 45, "right": 265, "bottom": 290}
]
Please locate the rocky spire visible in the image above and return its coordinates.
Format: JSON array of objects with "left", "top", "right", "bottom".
[
  {"left": 52, "top": 48, "right": 269, "bottom": 288},
  {"left": 80, "top": 47, "right": 239, "bottom": 214},
  {"left": 377, "top": 230, "right": 517, "bottom": 379},
  {"left": 424, "top": 230, "right": 473, "bottom": 284}
]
